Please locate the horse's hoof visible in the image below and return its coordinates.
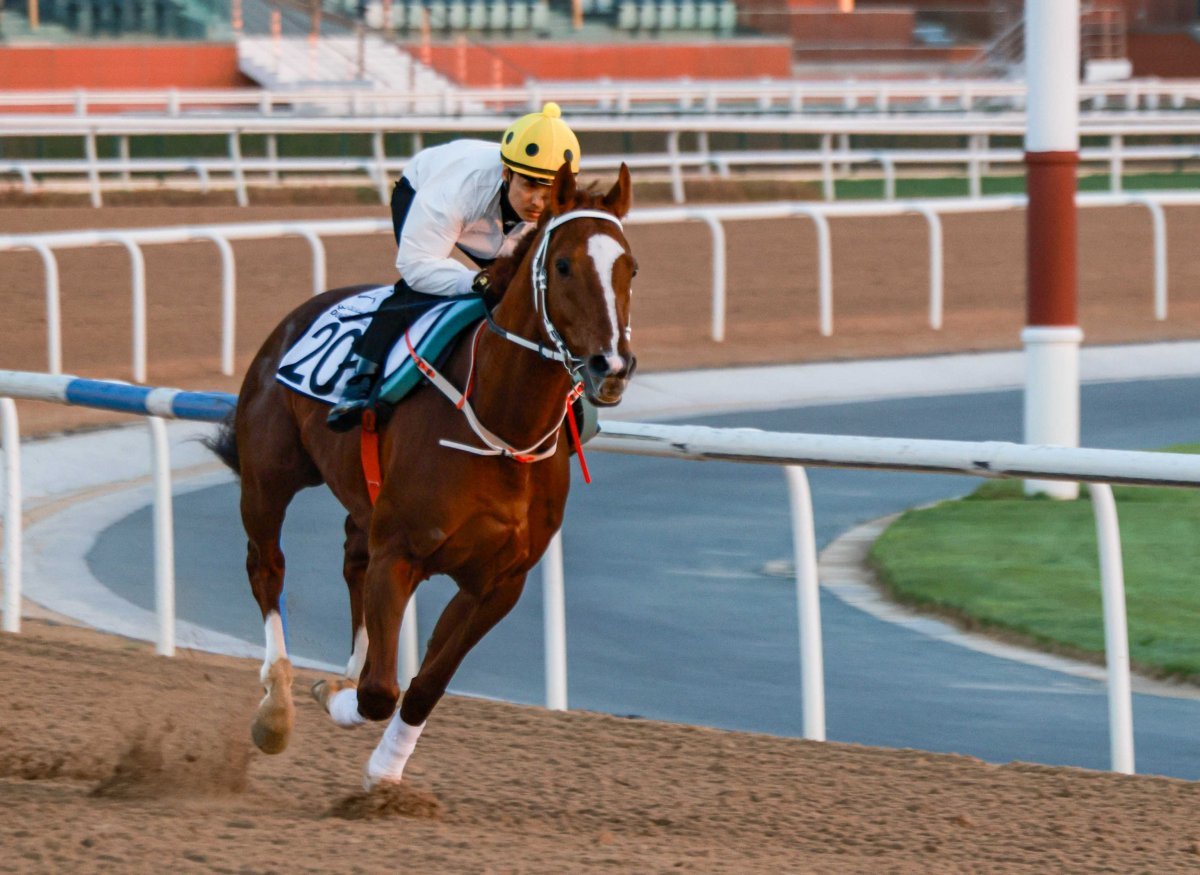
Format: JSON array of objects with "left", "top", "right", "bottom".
[
  {"left": 311, "top": 677, "right": 356, "bottom": 714},
  {"left": 251, "top": 659, "right": 295, "bottom": 755}
]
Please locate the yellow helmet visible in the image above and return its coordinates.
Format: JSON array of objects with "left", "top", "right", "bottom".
[{"left": 500, "top": 102, "right": 581, "bottom": 183}]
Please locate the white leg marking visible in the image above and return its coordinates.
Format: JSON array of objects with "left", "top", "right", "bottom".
[
  {"left": 260, "top": 611, "right": 287, "bottom": 685},
  {"left": 345, "top": 625, "right": 369, "bottom": 680},
  {"left": 365, "top": 715, "right": 426, "bottom": 789},
  {"left": 329, "top": 687, "right": 368, "bottom": 727},
  {"left": 587, "top": 233, "right": 626, "bottom": 365}
]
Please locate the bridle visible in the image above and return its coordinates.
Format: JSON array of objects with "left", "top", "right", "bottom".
[
  {"left": 404, "top": 207, "right": 628, "bottom": 467},
  {"left": 485, "top": 208, "right": 626, "bottom": 382}
]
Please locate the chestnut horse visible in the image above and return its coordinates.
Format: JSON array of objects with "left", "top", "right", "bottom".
[{"left": 207, "top": 164, "right": 635, "bottom": 788}]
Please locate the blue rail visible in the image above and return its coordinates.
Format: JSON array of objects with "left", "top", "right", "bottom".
[{"left": 0, "top": 370, "right": 236, "bottom": 422}]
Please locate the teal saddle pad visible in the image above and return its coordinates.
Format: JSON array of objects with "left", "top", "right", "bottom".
[{"left": 375, "top": 297, "right": 489, "bottom": 406}]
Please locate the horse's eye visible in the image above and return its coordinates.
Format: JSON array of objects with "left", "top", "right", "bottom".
[
  {"left": 555, "top": 258, "right": 570, "bottom": 277},
  {"left": 632, "top": 259, "right": 639, "bottom": 278}
]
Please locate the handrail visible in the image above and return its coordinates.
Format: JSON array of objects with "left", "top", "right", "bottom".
[
  {"left": 0, "top": 191, "right": 1192, "bottom": 382},
  {"left": 5, "top": 77, "right": 1200, "bottom": 116},
  {"left": 3, "top": 369, "right": 1190, "bottom": 774}
]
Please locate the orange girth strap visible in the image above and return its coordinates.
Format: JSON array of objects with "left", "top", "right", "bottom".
[{"left": 360, "top": 408, "right": 383, "bottom": 505}]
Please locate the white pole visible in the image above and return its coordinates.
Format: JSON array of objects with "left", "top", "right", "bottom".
[
  {"left": 784, "top": 466, "right": 825, "bottom": 740},
  {"left": 148, "top": 416, "right": 175, "bottom": 656},
  {"left": 399, "top": 598, "right": 419, "bottom": 686},
  {"left": 667, "top": 130, "right": 685, "bottom": 205},
  {"left": 1, "top": 398, "right": 21, "bottom": 634},
  {"left": 1024, "top": 0, "right": 1082, "bottom": 501},
  {"left": 32, "top": 244, "right": 62, "bottom": 375},
  {"left": 115, "top": 235, "right": 148, "bottom": 384},
  {"left": 542, "top": 529, "right": 568, "bottom": 710},
  {"left": 793, "top": 207, "right": 833, "bottom": 337},
  {"left": 192, "top": 232, "right": 237, "bottom": 376},
  {"left": 916, "top": 206, "right": 944, "bottom": 330},
  {"left": 228, "top": 131, "right": 248, "bottom": 207},
  {"left": 698, "top": 212, "right": 726, "bottom": 343},
  {"left": 1087, "top": 482, "right": 1135, "bottom": 774},
  {"left": 297, "top": 229, "right": 327, "bottom": 296},
  {"left": 1135, "top": 198, "right": 1168, "bottom": 321},
  {"left": 85, "top": 129, "right": 101, "bottom": 208}
]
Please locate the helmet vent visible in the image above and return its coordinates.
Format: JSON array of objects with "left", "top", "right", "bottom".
[{"left": 525, "top": 143, "right": 539, "bottom": 157}]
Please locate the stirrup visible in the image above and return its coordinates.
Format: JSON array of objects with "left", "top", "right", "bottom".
[{"left": 327, "top": 396, "right": 371, "bottom": 432}]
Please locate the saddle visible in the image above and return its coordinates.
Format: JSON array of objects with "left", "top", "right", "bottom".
[
  {"left": 275, "top": 289, "right": 601, "bottom": 445},
  {"left": 276, "top": 290, "right": 486, "bottom": 409}
]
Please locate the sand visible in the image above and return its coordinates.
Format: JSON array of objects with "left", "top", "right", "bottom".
[{"left": 2, "top": 196, "right": 1200, "bottom": 872}]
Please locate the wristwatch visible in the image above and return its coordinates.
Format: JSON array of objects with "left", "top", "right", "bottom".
[{"left": 471, "top": 271, "right": 492, "bottom": 295}]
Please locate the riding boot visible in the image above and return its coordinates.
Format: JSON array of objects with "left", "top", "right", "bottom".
[{"left": 326, "top": 359, "right": 380, "bottom": 432}]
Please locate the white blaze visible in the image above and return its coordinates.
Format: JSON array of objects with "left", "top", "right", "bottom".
[{"left": 587, "top": 233, "right": 626, "bottom": 368}]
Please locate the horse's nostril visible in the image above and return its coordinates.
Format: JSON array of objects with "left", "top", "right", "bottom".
[{"left": 587, "top": 354, "right": 613, "bottom": 377}]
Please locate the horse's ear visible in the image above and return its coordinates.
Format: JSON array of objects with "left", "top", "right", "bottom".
[
  {"left": 549, "top": 162, "right": 576, "bottom": 216},
  {"left": 603, "top": 163, "right": 632, "bottom": 219}
]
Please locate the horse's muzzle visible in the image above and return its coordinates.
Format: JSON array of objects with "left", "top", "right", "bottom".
[{"left": 582, "top": 353, "right": 636, "bottom": 407}]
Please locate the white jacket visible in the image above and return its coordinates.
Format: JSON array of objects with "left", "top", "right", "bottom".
[{"left": 397, "top": 139, "right": 534, "bottom": 295}]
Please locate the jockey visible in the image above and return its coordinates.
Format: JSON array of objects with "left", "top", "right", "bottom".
[{"left": 326, "top": 102, "right": 582, "bottom": 432}]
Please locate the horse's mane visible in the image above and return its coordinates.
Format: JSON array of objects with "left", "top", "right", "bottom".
[{"left": 484, "top": 184, "right": 612, "bottom": 305}]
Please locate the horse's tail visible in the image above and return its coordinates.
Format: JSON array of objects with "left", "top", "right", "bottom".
[{"left": 203, "top": 411, "right": 240, "bottom": 476}]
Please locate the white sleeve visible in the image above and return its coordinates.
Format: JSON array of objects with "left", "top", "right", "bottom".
[{"left": 394, "top": 181, "right": 478, "bottom": 296}]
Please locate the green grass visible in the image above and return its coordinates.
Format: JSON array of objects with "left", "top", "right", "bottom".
[
  {"left": 867, "top": 444, "right": 1200, "bottom": 680},
  {"left": 834, "top": 171, "right": 1200, "bottom": 200}
]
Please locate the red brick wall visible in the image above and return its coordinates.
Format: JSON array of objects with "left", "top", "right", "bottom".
[
  {"left": 0, "top": 44, "right": 253, "bottom": 90},
  {"left": 1128, "top": 32, "right": 1200, "bottom": 76}
]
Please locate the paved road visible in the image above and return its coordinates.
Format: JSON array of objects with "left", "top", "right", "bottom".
[{"left": 88, "top": 377, "right": 1200, "bottom": 777}]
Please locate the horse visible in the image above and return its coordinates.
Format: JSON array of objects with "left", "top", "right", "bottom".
[{"left": 206, "top": 163, "right": 636, "bottom": 788}]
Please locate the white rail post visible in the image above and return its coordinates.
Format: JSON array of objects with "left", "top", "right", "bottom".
[
  {"left": 881, "top": 155, "right": 896, "bottom": 200},
  {"left": 147, "top": 416, "right": 175, "bottom": 656},
  {"left": 1135, "top": 198, "right": 1167, "bottom": 320},
  {"left": 30, "top": 243, "right": 62, "bottom": 375},
  {"left": 1, "top": 398, "right": 21, "bottom": 634},
  {"left": 266, "top": 133, "right": 279, "bottom": 185},
  {"left": 372, "top": 130, "right": 389, "bottom": 205},
  {"left": 193, "top": 232, "right": 237, "bottom": 375},
  {"left": 792, "top": 206, "right": 833, "bottom": 337},
  {"left": 784, "top": 466, "right": 825, "bottom": 741},
  {"left": 1087, "top": 482, "right": 1135, "bottom": 774},
  {"left": 696, "top": 211, "right": 727, "bottom": 343},
  {"left": 542, "top": 529, "right": 568, "bottom": 710},
  {"left": 118, "top": 135, "right": 131, "bottom": 184},
  {"left": 667, "top": 130, "right": 685, "bottom": 204},
  {"left": 1110, "top": 134, "right": 1123, "bottom": 194},
  {"left": 399, "top": 598, "right": 419, "bottom": 686},
  {"left": 915, "top": 205, "right": 945, "bottom": 330},
  {"left": 113, "top": 235, "right": 148, "bottom": 383},
  {"left": 228, "top": 130, "right": 248, "bottom": 207},
  {"left": 820, "top": 133, "right": 834, "bottom": 202},
  {"left": 84, "top": 128, "right": 102, "bottom": 208},
  {"left": 297, "top": 229, "right": 328, "bottom": 296}
]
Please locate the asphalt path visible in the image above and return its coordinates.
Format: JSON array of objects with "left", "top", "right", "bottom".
[{"left": 88, "top": 377, "right": 1200, "bottom": 777}]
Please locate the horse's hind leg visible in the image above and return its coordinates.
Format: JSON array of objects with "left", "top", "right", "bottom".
[
  {"left": 241, "top": 464, "right": 310, "bottom": 755},
  {"left": 312, "top": 515, "right": 370, "bottom": 710}
]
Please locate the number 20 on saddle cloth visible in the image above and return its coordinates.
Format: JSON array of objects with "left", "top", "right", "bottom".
[{"left": 274, "top": 287, "right": 601, "bottom": 449}]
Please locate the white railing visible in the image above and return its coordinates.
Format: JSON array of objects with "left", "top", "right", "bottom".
[
  {"left": 5, "top": 112, "right": 1200, "bottom": 206},
  {"left": 2, "top": 190, "right": 1191, "bottom": 381},
  {"left": 6, "top": 140, "right": 1200, "bottom": 208},
  {"left": 4, "top": 78, "right": 1200, "bottom": 117},
  {"left": 5, "top": 371, "right": 1200, "bottom": 774}
]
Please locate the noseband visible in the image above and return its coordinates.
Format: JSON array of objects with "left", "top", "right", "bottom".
[
  {"left": 404, "top": 207, "right": 628, "bottom": 466},
  {"left": 487, "top": 208, "right": 626, "bottom": 381}
]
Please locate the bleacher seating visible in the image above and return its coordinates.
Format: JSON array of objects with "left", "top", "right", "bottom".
[
  {"left": 360, "top": 0, "right": 736, "bottom": 36},
  {"left": 8, "top": 0, "right": 231, "bottom": 39}
]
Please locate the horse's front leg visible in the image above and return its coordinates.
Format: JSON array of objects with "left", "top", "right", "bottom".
[
  {"left": 360, "top": 572, "right": 528, "bottom": 789},
  {"left": 318, "top": 541, "right": 418, "bottom": 727}
]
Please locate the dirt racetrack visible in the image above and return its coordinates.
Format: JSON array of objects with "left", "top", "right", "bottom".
[
  {"left": 3, "top": 196, "right": 1200, "bottom": 872},
  {"left": 6, "top": 620, "right": 1200, "bottom": 874}
]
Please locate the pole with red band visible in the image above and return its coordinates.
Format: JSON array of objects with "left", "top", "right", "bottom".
[{"left": 1023, "top": 0, "right": 1082, "bottom": 500}]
